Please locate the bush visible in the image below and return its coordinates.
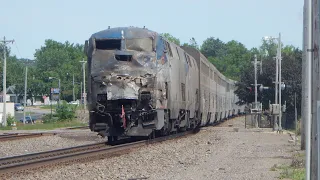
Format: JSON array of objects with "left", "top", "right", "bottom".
[
  {"left": 7, "top": 113, "right": 16, "bottom": 126},
  {"left": 55, "top": 101, "right": 76, "bottom": 121},
  {"left": 42, "top": 114, "right": 59, "bottom": 124}
]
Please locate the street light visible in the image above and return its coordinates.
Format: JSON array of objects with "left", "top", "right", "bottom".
[
  {"left": 79, "top": 59, "right": 87, "bottom": 109},
  {"left": 48, "top": 77, "right": 61, "bottom": 105},
  {"left": 23, "top": 63, "right": 28, "bottom": 124},
  {"left": 263, "top": 33, "right": 282, "bottom": 131}
]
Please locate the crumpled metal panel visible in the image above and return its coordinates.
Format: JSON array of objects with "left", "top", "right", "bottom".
[{"left": 88, "top": 27, "right": 170, "bottom": 110}]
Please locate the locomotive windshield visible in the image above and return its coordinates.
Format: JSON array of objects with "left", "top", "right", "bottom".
[
  {"left": 125, "top": 38, "right": 153, "bottom": 52},
  {"left": 95, "top": 39, "right": 121, "bottom": 50}
]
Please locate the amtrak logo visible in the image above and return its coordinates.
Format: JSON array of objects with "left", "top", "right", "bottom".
[{"left": 159, "top": 53, "right": 167, "bottom": 65}]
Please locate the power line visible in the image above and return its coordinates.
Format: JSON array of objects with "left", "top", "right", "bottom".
[{"left": 13, "top": 41, "right": 22, "bottom": 58}]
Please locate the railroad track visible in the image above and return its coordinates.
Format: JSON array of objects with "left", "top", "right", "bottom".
[
  {"left": 0, "top": 133, "right": 57, "bottom": 142},
  {"left": 0, "top": 129, "right": 197, "bottom": 179},
  {"left": 64, "top": 126, "right": 89, "bottom": 130}
]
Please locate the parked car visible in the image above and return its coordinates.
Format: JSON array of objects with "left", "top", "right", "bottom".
[
  {"left": 19, "top": 116, "right": 36, "bottom": 124},
  {"left": 68, "top": 100, "right": 79, "bottom": 106},
  {"left": 14, "top": 103, "right": 24, "bottom": 111}
]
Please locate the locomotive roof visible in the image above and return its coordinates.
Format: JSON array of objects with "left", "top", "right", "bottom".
[{"left": 90, "top": 27, "right": 158, "bottom": 39}]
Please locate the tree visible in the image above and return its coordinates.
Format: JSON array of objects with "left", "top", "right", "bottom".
[
  {"left": 160, "top": 33, "right": 180, "bottom": 46},
  {"left": 204, "top": 40, "right": 251, "bottom": 80},
  {"left": 33, "top": 39, "right": 85, "bottom": 101},
  {"left": 182, "top": 37, "right": 199, "bottom": 50},
  {"left": 234, "top": 45, "right": 302, "bottom": 127},
  {"left": 200, "top": 37, "right": 226, "bottom": 58},
  {"left": 259, "top": 39, "right": 280, "bottom": 58}
]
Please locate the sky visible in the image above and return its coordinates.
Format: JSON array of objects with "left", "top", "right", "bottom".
[{"left": 0, "top": 0, "right": 303, "bottom": 60}]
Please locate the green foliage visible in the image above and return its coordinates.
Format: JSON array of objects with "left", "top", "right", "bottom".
[
  {"left": 32, "top": 39, "right": 85, "bottom": 101},
  {"left": 55, "top": 101, "right": 77, "bottom": 121},
  {"left": 201, "top": 39, "right": 251, "bottom": 80},
  {"left": 6, "top": 113, "right": 15, "bottom": 126},
  {"left": 42, "top": 114, "right": 58, "bottom": 124},
  {"left": 182, "top": 37, "right": 200, "bottom": 50},
  {"left": 200, "top": 37, "right": 226, "bottom": 58},
  {"left": 160, "top": 33, "right": 181, "bottom": 46},
  {"left": 234, "top": 45, "right": 302, "bottom": 128}
]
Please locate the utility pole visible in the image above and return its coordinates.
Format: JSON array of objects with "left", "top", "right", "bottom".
[
  {"left": 23, "top": 66, "right": 28, "bottom": 124},
  {"left": 304, "top": 0, "right": 312, "bottom": 179},
  {"left": 278, "top": 33, "right": 282, "bottom": 131},
  {"left": 301, "top": 0, "right": 307, "bottom": 150},
  {"left": 275, "top": 42, "right": 279, "bottom": 131},
  {"left": 295, "top": 92, "right": 297, "bottom": 146},
  {"left": 80, "top": 82, "right": 83, "bottom": 105},
  {"left": 251, "top": 54, "right": 262, "bottom": 128},
  {"left": 58, "top": 79, "right": 61, "bottom": 106},
  {"left": 251, "top": 54, "right": 262, "bottom": 110},
  {"left": 260, "top": 56, "right": 263, "bottom": 74},
  {"left": 254, "top": 54, "right": 258, "bottom": 110},
  {"left": 72, "top": 74, "right": 75, "bottom": 101},
  {"left": 80, "top": 59, "right": 86, "bottom": 109},
  {"left": 0, "top": 37, "right": 14, "bottom": 127},
  {"left": 80, "top": 82, "right": 83, "bottom": 104}
]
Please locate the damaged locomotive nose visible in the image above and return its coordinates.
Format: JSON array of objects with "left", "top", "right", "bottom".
[
  {"left": 87, "top": 27, "right": 170, "bottom": 141},
  {"left": 95, "top": 73, "right": 155, "bottom": 101}
]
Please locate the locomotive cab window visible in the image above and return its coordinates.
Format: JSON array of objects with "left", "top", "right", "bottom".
[
  {"left": 126, "top": 38, "right": 153, "bottom": 52},
  {"left": 95, "top": 39, "right": 121, "bottom": 50}
]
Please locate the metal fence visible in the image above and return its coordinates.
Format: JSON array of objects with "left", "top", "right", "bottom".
[
  {"left": 245, "top": 112, "right": 274, "bottom": 128},
  {"left": 245, "top": 111, "right": 298, "bottom": 131}
]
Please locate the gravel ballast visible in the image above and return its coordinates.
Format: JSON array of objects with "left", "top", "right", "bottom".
[
  {"left": 0, "top": 130, "right": 105, "bottom": 157},
  {"left": 6, "top": 116, "right": 297, "bottom": 180}
]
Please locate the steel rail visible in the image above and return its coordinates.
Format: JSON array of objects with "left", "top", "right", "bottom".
[
  {"left": 0, "top": 129, "right": 196, "bottom": 178},
  {"left": 0, "top": 133, "right": 57, "bottom": 142},
  {"left": 64, "top": 126, "right": 89, "bottom": 130}
]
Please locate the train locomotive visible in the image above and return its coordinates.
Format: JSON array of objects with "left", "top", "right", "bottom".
[{"left": 84, "top": 27, "right": 245, "bottom": 142}]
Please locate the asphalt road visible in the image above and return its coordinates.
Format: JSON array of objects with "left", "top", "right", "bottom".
[{"left": 14, "top": 107, "right": 51, "bottom": 121}]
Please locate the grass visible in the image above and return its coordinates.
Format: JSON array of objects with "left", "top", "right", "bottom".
[
  {"left": 39, "top": 104, "right": 85, "bottom": 110},
  {"left": 0, "top": 121, "right": 87, "bottom": 130},
  {"left": 271, "top": 151, "right": 305, "bottom": 180},
  {"left": 39, "top": 105, "right": 58, "bottom": 109},
  {"left": 278, "top": 165, "right": 305, "bottom": 180}
]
